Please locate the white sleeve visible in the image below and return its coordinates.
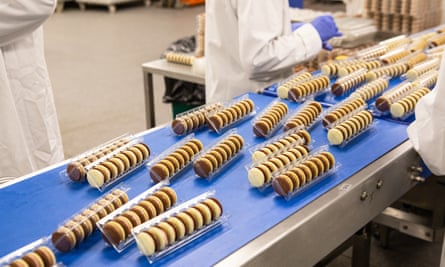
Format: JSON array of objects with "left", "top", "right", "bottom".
[
  {"left": 407, "top": 51, "right": 445, "bottom": 175},
  {"left": 236, "top": 0, "right": 322, "bottom": 79},
  {"left": 0, "top": 0, "right": 56, "bottom": 46}
]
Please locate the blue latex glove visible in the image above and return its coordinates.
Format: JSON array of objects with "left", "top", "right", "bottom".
[
  {"left": 311, "top": 15, "right": 342, "bottom": 50},
  {"left": 291, "top": 22, "right": 304, "bottom": 31}
]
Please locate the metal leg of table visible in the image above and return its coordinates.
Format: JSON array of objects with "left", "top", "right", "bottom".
[
  {"left": 143, "top": 71, "right": 155, "bottom": 128},
  {"left": 441, "top": 233, "right": 445, "bottom": 267},
  {"left": 351, "top": 225, "right": 372, "bottom": 267}
]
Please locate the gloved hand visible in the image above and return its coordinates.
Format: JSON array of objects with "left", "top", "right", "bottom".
[
  {"left": 311, "top": 15, "right": 342, "bottom": 50},
  {"left": 291, "top": 22, "right": 304, "bottom": 31}
]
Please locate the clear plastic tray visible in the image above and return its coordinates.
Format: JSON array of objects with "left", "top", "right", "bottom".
[
  {"left": 283, "top": 101, "right": 323, "bottom": 131},
  {"left": 170, "top": 102, "right": 223, "bottom": 136},
  {"left": 249, "top": 127, "right": 311, "bottom": 164},
  {"left": 51, "top": 186, "right": 130, "bottom": 253},
  {"left": 374, "top": 81, "right": 418, "bottom": 112},
  {"left": 96, "top": 182, "right": 174, "bottom": 253},
  {"left": 272, "top": 146, "right": 339, "bottom": 201},
  {"left": 206, "top": 95, "right": 256, "bottom": 135},
  {"left": 132, "top": 190, "right": 227, "bottom": 264},
  {"left": 349, "top": 76, "right": 390, "bottom": 102},
  {"left": 0, "top": 237, "right": 63, "bottom": 267},
  {"left": 322, "top": 97, "right": 368, "bottom": 129},
  {"left": 82, "top": 138, "right": 150, "bottom": 192},
  {"left": 252, "top": 99, "right": 289, "bottom": 138},
  {"left": 388, "top": 87, "right": 432, "bottom": 120},
  {"left": 246, "top": 143, "right": 312, "bottom": 190},
  {"left": 288, "top": 74, "right": 331, "bottom": 102},
  {"left": 193, "top": 129, "right": 245, "bottom": 180},
  {"left": 327, "top": 111, "right": 376, "bottom": 147},
  {"left": 331, "top": 68, "right": 368, "bottom": 97},
  {"left": 146, "top": 134, "right": 201, "bottom": 184},
  {"left": 413, "top": 70, "right": 439, "bottom": 89},
  {"left": 276, "top": 69, "right": 312, "bottom": 99},
  {"left": 62, "top": 133, "right": 134, "bottom": 183},
  {"left": 401, "top": 58, "right": 440, "bottom": 82}
]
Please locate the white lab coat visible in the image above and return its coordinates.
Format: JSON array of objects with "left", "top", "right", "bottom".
[
  {"left": 407, "top": 50, "right": 445, "bottom": 176},
  {"left": 0, "top": 0, "right": 64, "bottom": 178},
  {"left": 205, "top": 0, "right": 322, "bottom": 103}
]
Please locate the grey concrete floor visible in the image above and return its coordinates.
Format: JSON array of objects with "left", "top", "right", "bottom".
[{"left": 43, "top": 1, "right": 443, "bottom": 266}]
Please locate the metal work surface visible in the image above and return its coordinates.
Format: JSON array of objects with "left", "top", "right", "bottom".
[
  {"left": 0, "top": 93, "right": 412, "bottom": 266},
  {"left": 142, "top": 59, "right": 205, "bottom": 127}
]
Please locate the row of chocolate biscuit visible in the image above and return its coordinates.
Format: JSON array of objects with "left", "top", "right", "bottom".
[
  {"left": 331, "top": 69, "right": 367, "bottom": 96},
  {"left": 135, "top": 197, "right": 223, "bottom": 256},
  {"left": 350, "top": 77, "right": 389, "bottom": 102},
  {"left": 66, "top": 138, "right": 130, "bottom": 182},
  {"left": 207, "top": 99, "right": 255, "bottom": 132},
  {"left": 150, "top": 138, "right": 203, "bottom": 183},
  {"left": 251, "top": 129, "right": 311, "bottom": 163},
  {"left": 171, "top": 103, "right": 223, "bottom": 136},
  {"left": 248, "top": 145, "right": 310, "bottom": 188},
  {"left": 276, "top": 71, "right": 313, "bottom": 99},
  {"left": 273, "top": 151, "right": 336, "bottom": 197},
  {"left": 87, "top": 142, "right": 150, "bottom": 189},
  {"left": 253, "top": 102, "right": 288, "bottom": 137},
  {"left": 322, "top": 98, "right": 366, "bottom": 128},
  {"left": 405, "top": 58, "right": 440, "bottom": 81},
  {"left": 288, "top": 75, "right": 330, "bottom": 101},
  {"left": 101, "top": 187, "right": 177, "bottom": 247},
  {"left": 375, "top": 81, "right": 418, "bottom": 112},
  {"left": 51, "top": 189, "right": 129, "bottom": 252},
  {"left": 4, "top": 246, "right": 56, "bottom": 267},
  {"left": 366, "top": 62, "right": 409, "bottom": 81},
  {"left": 194, "top": 134, "right": 244, "bottom": 178},
  {"left": 337, "top": 59, "right": 381, "bottom": 77},
  {"left": 284, "top": 101, "right": 323, "bottom": 131},
  {"left": 327, "top": 110, "right": 374, "bottom": 145},
  {"left": 390, "top": 87, "right": 431, "bottom": 118}
]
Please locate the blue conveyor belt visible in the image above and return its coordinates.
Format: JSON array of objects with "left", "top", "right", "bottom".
[{"left": 0, "top": 93, "right": 409, "bottom": 266}]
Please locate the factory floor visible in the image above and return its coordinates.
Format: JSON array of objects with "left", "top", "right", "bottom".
[{"left": 44, "top": 0, "right": 443, "bottom": 266}]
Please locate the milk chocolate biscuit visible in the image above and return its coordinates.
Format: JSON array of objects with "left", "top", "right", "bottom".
[
  {"left": 160, "top": 187, "right": 177, "bottom": 204},
  {"left": 114, "top": 215, "right": 133, "bottom": 237},
  {"left": 170, "top": 152, "right": 185, "bottom": 168},
  {"left": 189, "top": 115, "right": 200, "bottom": 130},
  {"left": 183, "top": 117, "right": 194, "bottom": 133},
  {"left": 145, "top": 195, "right": 165, "bottom": 214},
  {"left": 276, "top": 155, "right": 291, "bottom": 166},
  {"left": 320, "top": 152, "right": 335, "bottom": 168},
  {"left": 322, "top": 113, "right": 338, "bottom": 127},
  {"left": 317, "top": 154, "right": 331, "bottom": 172},
  {"left": 22, "top": 252, "right": 44, "bottom": 267},
  {"left": 290, "top": 167, "right": 307, "bottom": 186},
  {"left": 164, "top": 155, "right": 180, "bottom": 172},
  {"left": 109, "top": 157, "right": 125, "bottom": 175},
  {"left": 111, "top": 188, "right": 129, "bottom": 204},
  {"left": 89, "top": 203, "right": 108, "bottom": 219},
  {"left": 86, "top": 167, "right": 108, "bottom": 189},
  {"left": 34, "top": 246, "right": 56, "bottom": 267},
  {"left": 115, "top": 153, "right": 131, "bottom": 170},
  {"left": 135, "top": 143, "right": 151, "bottom": 159},
  {"left": 52, "top": 226, "right": 77, "bottom": 252},
  {"left": 222, "top": 109, "right": 234, "bottom": 124},
  {"left": 310, "top": 157, "right": 325, "bottom": 175},
  {"left": 185, "top": 207, "right": 204, "bottom": 229},
  {"left": 67, "top": 162, "right": 86, "bottom": 182},
  {"left": 122, "top": 150, "right": 138, "bottom": 167},
  {"left": 157, "top": 221, "right": 176, "bottom": 245},
  {"left": 253, "top": 120, "right": 271, "bottom": 137},
  {"left": 176, "top": 212, "right": 195, "bottom": 235},
  {"left": 158, "top": 159, "right": 175, "bottom": 176},
  {"left": 194, "top": 157, "right": 213, "bottom": 178},
  {"left": 97, "top": 199, "right": 115, "bottom": 214},
  {"left": 138, "top": 200, "right": 158, "bottom": 219},
  {"left": 136, "top": 231, "right": 156, "bottom": 256},
  {"left": 73, "top": 214, "right": 94, "bottom": 237},
  {"left": 153, "top": 191, "right": 172, "bottom": 210},
  {"left": 208, "top": 150, "right": 223, "bottom": 168},
  {"left": 195, "top": 203, "right": 213, "bottom": 225},
  {"left": 146, "top": 226, "right": 169, "bottom": 252},
  {"left": 282, "top": 151, "right": 298, "bottom": 163},
  {"left": 202, "top": 198, "right": 223, "bottom": 220},
  {"left": 269, "top": 158, "right": 285, "bottom": 169},
  {"left": 243, "top": 99, "right": 255, "bottom": 112},
  {"left": 102, "top": 161, "right": 118, "bottom": 180},
  {"left": 181, "top": 145, "right": 195, "bottom": 159},
  {"left": 328, "top": 128, "right": 344, "bottom": 145},
  {"left": 176, "top": 148, "right": 191, "bottom": 162},
  {"left": 273, "top": 175, "right": 294, "bottom": 197},
  {"left": 102, "top": 221, "right": 126, "bottom": 246},
  {"left": 218, "top": 143, "right": 233, "bottom": 158},
  {"left": 10, "top": 258, "right": 30, "bottom": 267},
  {"left": 301, "top": 160, "right": 318, "bottom": 178},
  {"left": 222, "top": 140, "right": 238, "bottom": 155},
  {"left": 288, "top": 148, "right": 302, "bottom": 160},
  {"left": 203, "top": 154, "right": 219, "bottom": 170},
  {"left": 122, "top": 210, "right": 142, "bottom": 227},
  {"left": 131, "top": 205, "right": 150, "bottom": 222},
  {"left": 283, "top": 170, "right": 300, "bottom": 189},
  {"left": 234, "top": 102, "right": 247, "bottom": 116},
  {"left": 208, "top": 114, "right": 223, "bottom": 131},
  {"left": 166, "top": 216, "right": 186, "bottom": 240}
]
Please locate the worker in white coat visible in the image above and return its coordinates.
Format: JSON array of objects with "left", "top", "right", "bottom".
[
  {"left": 205, "top": 0, "right": 341, "bottom": 103},
  {"left": 0, "top": 0, "right": 64, "bottom": 179},
  {"left": 407, "top": 51, "right": 445, "bottom": 176}
]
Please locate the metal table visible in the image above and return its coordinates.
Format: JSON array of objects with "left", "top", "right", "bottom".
[{"left": 142, "top": 59, "right": 205, "bottom": 128}]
